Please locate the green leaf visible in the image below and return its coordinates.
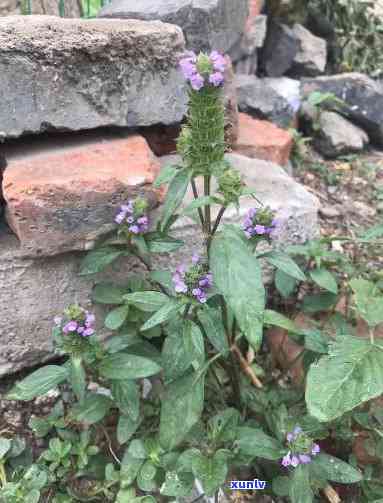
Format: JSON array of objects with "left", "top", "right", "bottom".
[
  {"left": 0, "top": 438, "right": 11, "bottom": 459},
  {"left": 100, "top": 353, "right": 161, "bottom": 380},
  {"left": 350, "top": 278, "right": 383, "bottom": 328},
  {"left": 264, "top": 310, "right": 302, "bottom": 333},
  {"left": 310, "top": 453, "right": 362, "bottom": 483},
  {"left": 210, "top": 227, "right": 265, "bottom": 350},
  {"left": 302, "top": 293, "right": 337, "bottom": 313},
  {"left": 306, "top": 336, "right": 383, "bottom": 422},
  {"left": 160, "top": 372, "right": 205, "bottom": 450},
  {"left": 181, "top": 196, "right": 218, "bottom": 216},
  {"left": 262, "top": 251, "right": 306, "bottom": 282},
  {"left": 7, "top": 365, "right": 68, "bottom": 401},
  {"left": 70, "top": 356, "right": 86, "bottom": 402},
  {"left": 208, "top": 408, "right": 240, "bottom": 443},
  {"left": 153, "top": 164, "right": 179, "bottom": 188},
  {"left": 72, "top": 393, "right": 112, "bottom": 424},
  {"left": 275, "top": 269, "right": 298, "bottom": 298},
  {"left": 79, "top": 247, "right": 123, "bottom": 276},
  {"left": 123, "top": 291, "right": 169, "bottom": 313},
  {"left": 272, "top": 476, "right": 291, "bottom": 497},
  {"left": 117, "top": 414, "right": 141, "bottom": 445},
  {"left": 236, "top": 427, "right": 284, "bottom": 460},
  {"left": 149, "top": 270, "right": 174, "bottom": 293},
  {"left": 289, "top": 464, "right": 313, "bottom": 503},
  {"left": 160, "top": 169, "right": 191, "bottom": 231},
  {"left": 310, "top": 268, "right": 338, "bottom": 294},
  {"left": 198, "top": 305, "right": 229, "bottom": 354},
  {"left": 121, "top": 449, "right": 145, "bottom": 485},
  {"left": 112, "top": 380, "right": 140, "bottom": 420},
  {"left": 160, "top": 471, "right": 194, "bottom": 497},
  {"left": 105, "top": 305, "right": 130, "bottom": 330},
  {"left": 140, "top": 299, "right": 182, "bottom": 332},
  {"left": 183, "top": 320, "right": 205, "bottom": 371},
  {"left": 137, "top": 461, "right": 157, "bottom": 492},
  {"left": 192, "top": 450, "right": 228, "bottom": 496},
  {"left": 147, "top": 236, "right": 184, "bottom": 254},
  {"left": 92, "top": 283, "right": 125, "bottom": 304},
  {"left": 162, "top": 331, "right": 191, "bottom": 383}
]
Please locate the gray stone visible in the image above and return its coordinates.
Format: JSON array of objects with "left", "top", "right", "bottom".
[
  {"left": 236, "top": 75, "right": 297, "bottom": 128},
  {"left": 302, "top": 73, "right": 383, "bottom": 147},
  {"left": 0, "top": 153, "right": 318, "bottom": 376},
  {"left": 262, "top": 22, "right": 299, "bottom": 77},
  {"left": 263, "top": 22, "right": 326, "bottom": 78},
  {"left": 0, "top": 16, "right": 187, "bottom": 140},
  {"left": 231, "top": 14, "right": 267, "bottom": 75},
  {"left": 0, "top": 0, "right": 81, "bottom": 16},
  {"left": 98, "top": 0, "right": 249, "bottom": 54},
  {"left": 289, "top": 23, "right": 327, "bottom": 77},
  {"left": 265, "top": 77, "right": 301, "bottom": 112},
  {"left": 314, "top": 111, "right": 369, "bottom": 158}
]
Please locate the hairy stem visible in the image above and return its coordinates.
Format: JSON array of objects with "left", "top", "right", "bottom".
[
  {"left": 191, "top": 178, "right": 205, "bottom": 230},
  {"left": 204, "top": 175, "right": 212, "bottom": 235}
]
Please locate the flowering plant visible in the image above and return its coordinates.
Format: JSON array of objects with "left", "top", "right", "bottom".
[{"left": 5, "top": 50, "right": 374, "bottom": 503}]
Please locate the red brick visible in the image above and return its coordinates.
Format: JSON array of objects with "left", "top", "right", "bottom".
[
  {"left": 234, "top": 113, "right": 293, "bottom": 165},
  {"left": 3, "top": 135, "right": 161, "bottom": 257}
]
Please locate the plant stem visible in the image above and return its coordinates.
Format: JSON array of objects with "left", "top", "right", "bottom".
[
  {"left": 132, "top": 250, "right": 168, "bottom": 296},
  {"left": 322, "top": 484, "right": 341, "bottom": 503},
  {"left": 231, "top": 344, "right": 263, "bottom": 389},
  {"left": 0, "top": 462, "right": 7, "bottom": 487},
  {"left": 370, "top": 327, "right": 375, "bottom": 344},
  {"left": 191, "top": 178, "right": 205, "bottom": 230},
  {"left": 211, "top": 206, "right": 226, "bottom": 236},
  {"left": 204, "top": 175, "right": 211, "bottom": 235}
]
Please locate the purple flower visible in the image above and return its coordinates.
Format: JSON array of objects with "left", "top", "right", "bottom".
[
  {"left": 209, "top": 72, "right": 224, "bottom": 87},
  {"left": 85, "top": 313, "right": 95, "bottom": 327},
  {"left": 281, "top": 452, "right": 291, "bottom": 467},
  {"left": 293, "top": 426, "right": 302, "bottom": 436},
  {"left": 63, "top": 321, "right": 78, "bottom": 333},
  {"left": 291, "top": 456, "right": 300, "bottom": 467},
  {"left": 210, "top": 51, "right": 226, "bottom": 73},
  {"left": 83, "top": 327, "right": 95, "bottom": 337},
  {"left": 311, "top": 444, "right": 320, "bottom": 456},
  {"left": 174, "top": 281, "right": 188, "bottom": 294},
  {"left": 287, "top": 432, "right": 294, "bottom": 443},
  {"left": 77, "top": 326, "right": 85, "bottom": 334},
  {"left": 254, "top": 224, "right": 266, "bottom": 235},
  {"left": 173, "top": 256, "right": 212, "bottom": 304},
  {"left": 115, "top": 212, "right": 126, "bottom": 224},
  {"left": 192, "top": 253, "right": 200, "bottom": 264},
  {"left": 190, "top": 73, "right": 204, "bottom": 91},
  {"left": 299, "top": 454, "right": 312, "bottom": 464},
  {"left": 129, "top": 225, "right": 140, "bottom": 234}
]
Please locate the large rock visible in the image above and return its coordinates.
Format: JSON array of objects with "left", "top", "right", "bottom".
[
  {"left": 234, "top": 113, "right": 293, "bottom": 165},
  {"left": 3, "top": 135, "right": 161, "bottom": 257},
  {"left": 98, "top": 0, "right": 249, "bottom": 54},
  {"left": 263, "top": 22, "right": 326, "bottom": 78},
  {"left": 313, "top": 111, "right": 369, "bottom": 158},
  {"left": 302, "top": 73, "right": 383, "bottom": 147},
  {"left": 236, "top": 74, "right": 297, "bottom": 128},
  {"left": 0, "top": 152, "right": 318, "bottom": 375},
  {"left": 0, "top": 0, "right": 81, "bottom": 16},
  {"left": 0, "top": 16, "right": 187, "bottom": 140}
]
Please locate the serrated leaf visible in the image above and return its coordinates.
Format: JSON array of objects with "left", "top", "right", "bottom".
[
  {"left": 236, "top": 427, "right": 284, "bottom": 460},
  {"left": 7, "top": 365, "right": 68, "bottom": 401},
  {"left": 210, "top": 227, "right": 265, "bottom": 350},
  {"left": 111, "top": 380, "right": 140, "bottom": 420},
  {"left": 105, "top": 305, "right": 130, "bottom": 330},
  {"left": 309, "top": 453, "right": 362, "bottom": 483},
  {"left": 198, "top": 305, "right": 228, "bottom": 354},
  {"left": 262, "top": 251, "right": 306, "bottom": 281},
  {"left": 79, "top": 247, "right": 123, "bottom": 276},
  {"left": 160, "top": 372, "right": 205, "bottom": 450},
  {"left": 99, "top": 353, "right": 161, "bottom": 380},
  {"left": 72, "top": 393, "right": 112, "bottom": 424},
  {"left": 310, "top": 268, "right": 338, "bottom": 294},
  {"left": 289, "top": 464, "right": 313, "bottom": 503},
  {"left": 140, "top": 299, "right": 182, "bottom": 332},
  {"left": 306, "top": 336, "right": 383, "bottom": 422},
  {"left": 123, "top": 291, "right": 169, "bottom": 312},
  {"left": 160, "top": 169, "right": 191, "bottom": 231},
  {"left": 92, "top": 283, "right": 125, "bottom": 305}
]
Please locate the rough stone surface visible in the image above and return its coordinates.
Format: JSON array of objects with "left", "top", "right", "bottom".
[
  {"left": 0, "top": 0, "right": 81, "bottom": 16},
  {"left": 262, "top": 22, "right": 299, "bottom": 77},
  {"left": 289, "top": 23, "right": 327, "bottom": 77},
  {"left": 234, "top": 113, "right": 293, "bottom": 165},
  {"left": 264, "top": 77, "right": 301, "bottom": 111},
  {"left": 302, "top": 73, "right": 383, "bottom": 147},
  {"left": 0, "top": 15, "right": 187, "bottom": 140},
  {"left": 98, "top": 0, "right": 249, "bottom": 55},
  {"left": 3, "top": 135, "right": 161, "bottom": 257},
  {"left": 236, "top": 75, "right": 297, "bottom": 128},
  {"left": 313, "top": 111, "right": 369, "bottom": 158},
  {"left": 0, "top": 150, "right": 318, "bottom": 376}
]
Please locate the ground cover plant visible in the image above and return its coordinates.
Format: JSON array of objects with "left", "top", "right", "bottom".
[{"left": 2, "top": 51, "right": 383, "bottom": 503}]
